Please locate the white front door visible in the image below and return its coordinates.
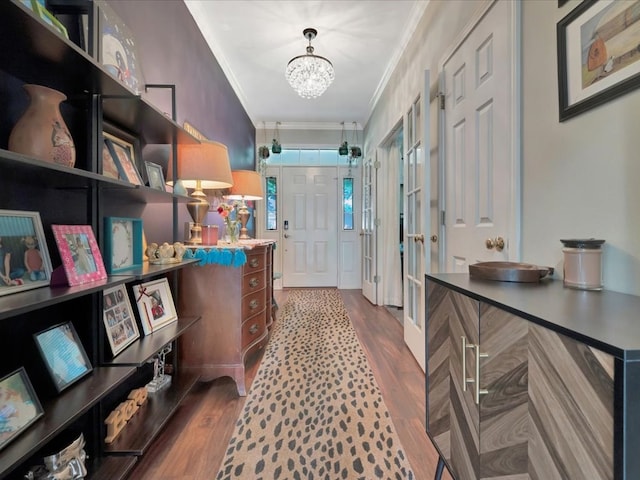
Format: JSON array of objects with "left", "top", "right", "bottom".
[
  {"left": 440, "top": 0, "right": 520, "bottom": 270},
  {"left": 403, "top": 72, "right": 430, "bottom": 371},
  {"left": 282, "top": 166, "right": 338, "bottom": 287},
  {"left": 361, "top": 156, "right": 377, "bottom": 304}
]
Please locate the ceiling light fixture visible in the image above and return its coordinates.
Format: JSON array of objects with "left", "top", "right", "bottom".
[{"left": 285, "top": 28, "right": 335, "bottom": 99}]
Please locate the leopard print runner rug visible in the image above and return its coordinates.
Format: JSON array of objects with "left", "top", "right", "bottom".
[{"left": 216, "top": 288, "right": 415, "bottom": 480}]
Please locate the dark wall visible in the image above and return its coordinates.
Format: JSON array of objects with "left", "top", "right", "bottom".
[{"left": 108, "top": 0, "right": 255, "bottom": 170}]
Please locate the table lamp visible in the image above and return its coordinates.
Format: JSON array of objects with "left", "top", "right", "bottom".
[
  {"left": 178, "top": 141, "right": 233, "bottom": 245},
  {"left": 225, "top": 170, "right": 264, "bottom": 239}
]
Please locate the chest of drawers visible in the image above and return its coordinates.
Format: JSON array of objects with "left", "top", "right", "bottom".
[{"left": 178, "top": 243, "right": 273, "bottom": 396}]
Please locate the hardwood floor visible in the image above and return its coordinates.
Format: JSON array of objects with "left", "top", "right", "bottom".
[{"left": 127, "top": 289, "right": 452, "bottom": 479}]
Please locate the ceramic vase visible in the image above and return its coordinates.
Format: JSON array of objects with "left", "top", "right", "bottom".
[{"left": 8, "top": 84, "right": 76, "bottom": 167}]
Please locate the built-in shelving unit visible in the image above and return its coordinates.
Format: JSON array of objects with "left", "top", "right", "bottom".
[{"left": 0, "top": 2, "right": 203, "bottom": 478}]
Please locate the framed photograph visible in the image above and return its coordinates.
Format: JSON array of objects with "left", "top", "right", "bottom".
[
  {"left": 33, "top": 2, "right": 69, "bottom": 39},
  {"left": 96, "top": 0, "right": 145, "bottom": 94},
  {"left": 103, "top": 217, "right": 143, "bottom": 274},
  {"left": 0, "top": 367, "right": 44, "bottom": 451},
  {"left": 0, "top": 210, "right": 53, "bottom": 297},
  {"left": 145, "top": 162, "right": 166, "bottom": 191},
  {"left": 51, "top": 225, "right": 107, "bottom": 286},
  {"left": 134, "top": 278, "right": 177, "bottom": 335},
  {"left": 34, "top": 322, "right": 92, "bottom": 393},
  {"left": 103, "top": 131, "right": 143, "bottom": 185},
  {"left": 558, "top": 0, "right": 640, "bottom": 121},
  {"left": 102, "top": 284, "right": 140, "bottom": 356}
]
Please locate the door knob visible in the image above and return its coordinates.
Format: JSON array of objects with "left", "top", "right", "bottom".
[
  {"left": 430, "top": 235, "right": 438, "bottom": 243},
  {"left": 414, "top": 234, "right": 425, "bottom": 243},
  {"left": 284, "top": 233, "right": 290, "bottom": 238},
  {"left": 485, "top": 236, "right": 505, "bottom": 251}
]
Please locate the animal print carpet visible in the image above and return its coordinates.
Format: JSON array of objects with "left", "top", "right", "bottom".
[{"left": 215, "top": 289, "right": 415, "bottom": 480}]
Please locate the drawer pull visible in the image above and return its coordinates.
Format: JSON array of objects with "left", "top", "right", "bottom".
[
  {"left": 249, "top": 278, "right": 259, "bottom": 288},
  {"left": 249, "top": 299, "right": 259, "bottom": 310},
  {"left": 249, "top": 258, "right": 259, "bottom": 268},
  {"left": 249, "top": 323, "right": 259, "bottom": 334}
]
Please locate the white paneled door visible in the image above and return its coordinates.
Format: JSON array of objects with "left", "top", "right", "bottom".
[
  {"left": 441, "top": 0, "right": 519, "bottom": 270},
  {"left": 361, "top": 157, "right": 377, "bottom": 304},
  {"left": 282, "top": 167, "right": 338, "bottom": 287}
]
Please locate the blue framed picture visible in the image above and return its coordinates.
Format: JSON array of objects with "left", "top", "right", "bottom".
[{"left": 103, "top": 217, "right": 143, "bottom": 274}]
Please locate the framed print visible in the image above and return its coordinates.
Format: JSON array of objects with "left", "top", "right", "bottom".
[
  {"left": 96, "top": 0, "right": 145, "bottom": 94},
  {"left": 51, "top": 225, "right": 107, "bottom": 286},
  {"left": 102, "top": 284, "right": 140, "bottom": 356},
  {"left": 145, "top": 162, "right": 166, "bottom": 191},
  {"left": 134, "top": 278, "right": 177, "bottom": 335},
  {"left": 34, "top": 322, "right": 92, "bottom": 393},
  {"left": 0, "top": 367, "right": 44, "bottom": 451},
  {"left": 0, "top": 209, "right": 53, "bottom": 296},
  {"left": 558, "top": 0, "right": 640, "bottom": 121},
  {"left": 103, "top": 131, "right": 142, "bottom": 185},
  {"left": 103, "top": 217, "right": 143, "bottom": 274}
]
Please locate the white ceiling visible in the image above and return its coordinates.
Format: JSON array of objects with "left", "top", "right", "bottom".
[{"left": 184, "top": 0, "right": 428, "bottom": 129}]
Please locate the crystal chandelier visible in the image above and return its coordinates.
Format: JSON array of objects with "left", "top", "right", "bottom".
[{"left": 285, "top": 28, "right": 335, "bottom": 99}]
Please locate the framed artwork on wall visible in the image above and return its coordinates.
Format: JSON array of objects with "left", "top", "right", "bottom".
[
  {"left": 0, "top": 209, "right": 52, "bottom": 297},
  {"left": 557, "top": 0, "right": 640, "bottom": 121},
  {"left": 34, "top": 322, "right": 93, "bottom": 393},
  {"left": 102, "top": 284, "right": 140, "bottom": 356},
  {"left": 134, "top": 278, "right": 177, "bottom": 335},
  {"left": 103, "top": 217, "right": 143, "bottom": 274},
  {"left": 0, "top": 367, "right": 44, "bottom": 451},
  {"left": 51, "top": 225, "right": 107, "bottom": 286},
  {"left": 103, "top": 131, "right": 142, "bottom": 185}
]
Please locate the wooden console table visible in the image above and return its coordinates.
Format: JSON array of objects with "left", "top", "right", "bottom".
[{"left": 177, "top": 241, "right": 274, "bottom": 396}]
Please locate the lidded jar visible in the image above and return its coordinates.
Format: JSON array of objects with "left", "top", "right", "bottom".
[
  {"left": 8, "top": 84, "right": 75, "bottom": 167},
  {"left": 560, "top": 238, "right": 605, "bottom": 290}
]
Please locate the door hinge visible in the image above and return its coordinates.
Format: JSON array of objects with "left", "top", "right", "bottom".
[
  {"left": 374, "top": 218, "right": 381, "bottom": 227},
  {"left": 441, "top": 210, "right": 445, "bottom": 225},
  {"left": 373, "top": 275, "right": 380, "bottom": 283},
  {"left": 439, "top": 93, "right": 445, "bottom": 110}
]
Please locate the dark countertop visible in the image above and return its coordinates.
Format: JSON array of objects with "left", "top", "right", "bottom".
[{"left": 426, "top": 273, "right": 640, "bottom": 359}]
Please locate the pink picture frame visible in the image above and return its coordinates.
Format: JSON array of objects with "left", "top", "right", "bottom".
[{"left": 51, "top": 225, "right": 107, "bottom": 286}]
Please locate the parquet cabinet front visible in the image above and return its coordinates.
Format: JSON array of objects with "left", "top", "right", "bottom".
[{"left": 178, "top": 243, "right": 273, "bottom": 396}]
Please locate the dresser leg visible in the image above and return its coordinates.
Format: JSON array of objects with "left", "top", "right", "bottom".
[{"left": 434, "top": 456, "right": 445, "bottom": 480}]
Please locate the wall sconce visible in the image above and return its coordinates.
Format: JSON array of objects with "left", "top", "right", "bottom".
[
  {"left": 178, "top": 141, "right": 233, "bottom": 245},
  {"left": 338, "top": 121, "right": 348, "bottom": 156},
  {"left": 225, "top": 170, "right": 264, "bottom": 239}
]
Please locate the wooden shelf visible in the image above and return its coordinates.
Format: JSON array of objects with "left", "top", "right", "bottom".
[
  {"left": 89, "top": 455, "right": 138, "bottom": 480},
  {"left": 105, "top": 316, "right": 201, "bottom": 366},
  {"left": 0, "top": 367, "right": 135, "bottom": 479},
  {"left": 108, "top": 259, "right": 200, "bottom": 279},
  {"left": 103, "top": 371, "right": 199, "bottom": 455}
]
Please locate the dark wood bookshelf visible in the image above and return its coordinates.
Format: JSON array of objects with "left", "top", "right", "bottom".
[
  {"left": 103, "top": 371, "right": 199, "bottom": 455},
  {"left": 0, "top": 367, "right": 135, "bottom": 479},
  {"left": 105, "top": 316, "right": 200, "bottom": 367},
  {"left": 89, "top": 455, "right": 138, "bottom": 480},
  {"left": 108, "top": 260, "right": 200, "bottom": 279}
]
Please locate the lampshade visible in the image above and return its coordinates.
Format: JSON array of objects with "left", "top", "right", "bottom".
[
  {"left": 226, "top": 170, "right": 264, "bottom": 200},
  {"left": 177, "top": 141, "right": 233, "bottom": 189},
  {"left": 285, "top": 28, "right": 334, "bottom": 99}
]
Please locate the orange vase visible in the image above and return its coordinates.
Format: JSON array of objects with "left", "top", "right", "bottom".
[{"left": 8, "top": 84, "right": 75, "bottom": 167}]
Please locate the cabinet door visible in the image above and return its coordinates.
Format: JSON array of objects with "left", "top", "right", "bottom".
[
  {"left": 528, "top": 323, "right": 614, "bottom": 479},
  {"left": 427, "top": 283, "right": 480, "bottom": 479}
]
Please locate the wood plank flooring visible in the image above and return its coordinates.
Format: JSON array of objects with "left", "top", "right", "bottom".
[{"left": 127, "top": 289, "right": 452, "bottom": 479}]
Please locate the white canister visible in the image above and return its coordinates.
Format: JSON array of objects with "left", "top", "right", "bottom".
[{"left": 560, "top": 239, "right": 605, "bottom": 290}]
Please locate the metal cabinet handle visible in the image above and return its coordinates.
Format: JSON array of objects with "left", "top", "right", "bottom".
[
  {"left": 249, "top": 299, "right": 259, "bottom": 310},
  {"left": 461, "top": 336, "right": 475, "bottom": 392},
  {"left": 473, "top": 344, "right": 489, "bottom": 404},
  {"left": 249, "top": 323, "right": 258, "bottom": 334},
  {"left": 249, "top": 258, "right": 259, "bottom": 268},
  {"left": 249, "top": 277, "right": 259, "bottom": 288}
]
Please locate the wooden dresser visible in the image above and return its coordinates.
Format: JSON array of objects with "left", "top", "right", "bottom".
[{"left": 178, "top": 242, "right": 274, "bottom": 396}]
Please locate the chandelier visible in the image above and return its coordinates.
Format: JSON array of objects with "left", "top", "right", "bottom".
[{"left": 285, "top": 28, "right": 335, "bottom": 99}]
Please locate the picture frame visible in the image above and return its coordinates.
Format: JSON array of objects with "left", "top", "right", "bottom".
[
  {"left": 103, "top": 131, "right": 143, "bottom": 185},
  {"left": 0, "top": 209, "right": 53, "bottom": 297},
  {"left": 51, "top": 225, "right": 107, "bottom": 286},
  {"left": 557, "top": 0, "right": 640, "bottom": 121},
  {"left": 96, "top": 0, "right": 145, "bottom": 94},
  {"left": 103, "top": 217, "right": 143, "bottom": 274},
  {"left": 102, "top": 284, "right": 140, "bottom": 356},
  {"left": 33, "top": 2, "right": 69, "bottom": 39},
  {"left": 33, "top": 322, "right": 92, "bottom": 393},
  {"left": 134, "top": 278, "right": 178, "bottom": 335},
  {"left": 145, "top": 162, "right": 166, "bottom": 191},
  {"left": 0, "top": 367, "right": 44, "bottom": 451}
]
